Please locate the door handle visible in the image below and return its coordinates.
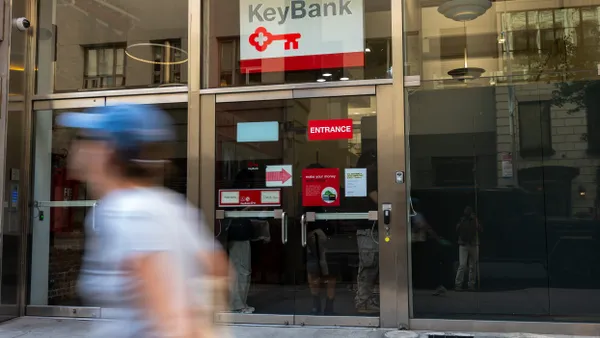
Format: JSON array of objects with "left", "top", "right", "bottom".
[
  {"left": 281, "top": 211, "right": 288, "bottom": 244},
  {"left": 301, "top": 214, "right": 307, "bottom": 247}
]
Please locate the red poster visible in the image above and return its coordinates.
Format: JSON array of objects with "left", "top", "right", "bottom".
[
  {"left": 302, "top": 168, "right": 340, "bottom": 207},
  {"left": 218, "top": 188, "right": 281, "bottom": 208},
  {"left": 307, "top": 119, "right": 353, "bottom": 141}
]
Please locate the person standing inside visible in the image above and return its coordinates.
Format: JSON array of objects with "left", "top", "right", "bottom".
[
  {"left": 454, "top": 205, "right": 482, "bottom": 291},
  {"left": 226, "top": 169, "right": 256, "bottom": 313},
  {"left": 354, "top": 149, "right": 380, "bottom": 313},
  {"left": 303, "top": 163, "right": 338, "bottom": 315},
  {"left": 410, "top": 197, "right": 451, "bottom": 296}
]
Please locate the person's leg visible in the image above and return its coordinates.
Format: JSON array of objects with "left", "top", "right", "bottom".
[
  {"left": 306, "top": 230, "right": 322, "bottom": 314},
  {"left": 229, "top": 240, "right": 252, "bottom": 312},
  {"left": 355, "top": 230, "right": 379, "bottom": 312},
  {"left": 467, "top": 245, "right": 479, "bottom": 290},
  {"left": 454, "top": 245, "right": 468, "bottom": 290},
  {"left": 432, "top": 241, "right": 447, "bottom": 296}
]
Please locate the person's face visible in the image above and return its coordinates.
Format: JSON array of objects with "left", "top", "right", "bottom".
[{"left": 68, "top": 134, "right": 113, "bottom": 184}]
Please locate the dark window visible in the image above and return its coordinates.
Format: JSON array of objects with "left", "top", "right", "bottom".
[
  {"left": 584, "top": 81, "right": 600, "bottom": 155},
  {"left": 518, "top": 100, "right": 554, "bottom": 157},
  {"left": 151, "top": 39, "right": 184, "bottom": 85},
  {"left": 83, "top": 44, "right": 126, "bottom": 89},
  {"left": 432, "top": 156, "right": 475, "bottom": 187}
]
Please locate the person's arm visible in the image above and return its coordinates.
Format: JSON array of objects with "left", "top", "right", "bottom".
[
  {"left": 128, "top": 253, "right": 192, "bottom": 338},
  {"left": 415, "top": 217, "right": 441, "bottom": 242}
]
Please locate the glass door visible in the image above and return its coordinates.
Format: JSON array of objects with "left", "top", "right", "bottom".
[
  {"left": 29, "top": 102, "right": 189, "bottom": 315},
  {"left": 214, "top": 94, "right": 381, "bottom": 326}
]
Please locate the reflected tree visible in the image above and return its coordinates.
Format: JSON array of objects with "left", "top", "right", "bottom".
[{"left": 513, "top": 23, "right": 600, "bottom": 114}]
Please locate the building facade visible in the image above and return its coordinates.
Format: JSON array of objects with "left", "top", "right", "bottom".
[{"left": 0, "top": 0, "right": 598, "bottom": 335}]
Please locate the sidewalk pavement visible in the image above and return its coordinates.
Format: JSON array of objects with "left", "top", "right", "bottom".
[{"left": 0, "top": 317, "right": 595, "bottom": 338}]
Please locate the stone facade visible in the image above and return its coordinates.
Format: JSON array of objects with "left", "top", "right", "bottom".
[{"left": 496, "top": 84, "right": 600, "bottom": 217}]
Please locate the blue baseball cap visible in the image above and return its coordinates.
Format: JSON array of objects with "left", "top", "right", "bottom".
[{"left": 56, "top": 104, "right": 175, "bottom": 155}]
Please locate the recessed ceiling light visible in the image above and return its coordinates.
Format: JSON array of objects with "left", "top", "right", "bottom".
[
  {"left": 317, "top": 78, "right": 326, "bottom": 82},
  {"left": 365, "top": 48, "right": 371, "bottom": 52},
  {"left": 340, "top": 77, "right": 349, "bottom": 81},
  {"left": 323, "top": 73, "right": 332, "bottom": 77}
]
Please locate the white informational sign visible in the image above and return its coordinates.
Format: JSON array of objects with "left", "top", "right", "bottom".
[
  {"left": 501, "top": 152, "right": 513, "bottom": 178},
  {"left": 345, "top": 168, "right": 367, "bottom": 197},
  {"left": 239, "top": 0, "right": 365, "bottom": 72},
  {"left": 266, "top": 165, "right": 293, "bottom": 187}
]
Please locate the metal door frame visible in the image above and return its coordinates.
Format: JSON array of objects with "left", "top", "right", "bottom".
[
  {"left": 201, "top": 83, "right": 403, "bottom": 328},
  {"left": 24, "top": 92, "right": 190, "bottom": 319}
]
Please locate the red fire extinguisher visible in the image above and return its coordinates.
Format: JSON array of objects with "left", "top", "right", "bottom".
[{"left": 50, "top": 149, "right": 79, "bottom": 233}]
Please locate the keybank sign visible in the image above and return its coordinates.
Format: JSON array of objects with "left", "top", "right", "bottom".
[
  {"left": 240, "top": 0, "right": 365, "bottom": 73},
  {"left": 248, "top": 0, "right": 354, "bottom": 25}
]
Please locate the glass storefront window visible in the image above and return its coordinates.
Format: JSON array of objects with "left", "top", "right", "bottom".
[
  {"left": 203, "top": 0, "right": 392, "bottom": 88},
  {"left": 215, "top": 96, "right": 380, "bottom": 316},
  {"left": 29, "top": 104, "right": 188, "bottom": 306},
  {"left": 405, "top": 0, "right": 600, "bottom": 322},
  {"left": 36, "top": 0, "right": 188, "bottom": 94}
]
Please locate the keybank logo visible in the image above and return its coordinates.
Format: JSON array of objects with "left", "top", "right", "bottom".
[{"left": 249, "top": 0, "right": 353, "bottom": 25}]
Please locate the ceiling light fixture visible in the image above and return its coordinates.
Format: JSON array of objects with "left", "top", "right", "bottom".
[
  {"left": 323, "top": 73, "right": 332, "bottom": 77},
  {"left": 317, "top": 78, "right": 326, "bottom": 82},
  {"left": 340, "top": 77, "right": 349, "bottom": 81},
  {"left": 437, "top": 0, "right": 491, "bottom": 21},
  {"left": 126, "top": 43, "right": 188, "bottom": 65},
  {"left": 365, "top": 47, "right": 371, "bottom": 52}
]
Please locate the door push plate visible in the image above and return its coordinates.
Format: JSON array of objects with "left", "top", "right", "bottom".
[
  {"left": 273, "top": 209, "right": 284, "bottom": 219},
  {"left": 215, "top": 209, "right": 225, "bottom": 220},
  {"left": 305, "top": 212, "right": 316, "bottom": 222},
  {"left": 368, "top": 211, "right": 378, "bottom": 221}
]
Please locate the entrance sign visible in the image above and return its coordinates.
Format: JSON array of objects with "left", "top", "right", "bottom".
[
  {"left": 218, "top": 188, "right": 281, "bottom": 207},
  {"left": 307, "top": 118, "right": 353, "bottom": 141},
  {"left": 345, "top": 168, "right": 367, "bottom": 197},
  {"left": 302, "top": 168, "right": 340, "bottom": 207},
  {"left": 266, "top": 165, "right": 293, "bottom": 187},
  {"left": 239, "top": 0, "right": 365, "bottom": 73}
]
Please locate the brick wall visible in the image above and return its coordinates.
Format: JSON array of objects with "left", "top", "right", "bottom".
[
  {"left": 496, "top": 84, "right": 600, "bottom": 216},
  {"left": 48, "top": 233, "right": 84, "bottom": 305}
]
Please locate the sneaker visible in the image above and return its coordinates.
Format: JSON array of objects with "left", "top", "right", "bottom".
[
  {"left": 311, "top": 296, "right": 321, "bottom": 315},
  {"left": 356, "top": 299, "right": 380, "bottom": 314},
  {"left": 433, "top": 286, "right": 447, "bottom": 296},
  {"left": 324, "top": 298, "right": 335, "bottom": 315},
  {"left": 241, "top": 306, "right": 255, "bottom": 313}
]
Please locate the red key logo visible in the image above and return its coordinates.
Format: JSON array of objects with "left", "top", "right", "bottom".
[{"left": 249, "top": 27, "right": 301, "bottom": 52}]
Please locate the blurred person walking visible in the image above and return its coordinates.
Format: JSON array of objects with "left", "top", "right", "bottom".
[{"left": 58, "top": 104, "right": 230, "bottom": 338}]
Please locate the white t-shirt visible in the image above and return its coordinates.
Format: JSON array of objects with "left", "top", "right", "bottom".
[{"left": 78, "top": 187, "right": 215, "bottom": 337}]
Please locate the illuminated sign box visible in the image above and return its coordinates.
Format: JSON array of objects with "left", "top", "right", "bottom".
[{"left": 237, "top": 121, "right": 279, "bottom": 142}]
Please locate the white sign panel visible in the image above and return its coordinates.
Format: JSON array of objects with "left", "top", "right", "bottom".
[
  {"left": 266, "top": 165, "right": 293, "bottom": 187},
  {"left": 345, "top": 168, "right": 367, "bottom": 197},
  {"left": 239, "top": 0, "right": 365, "bottom": 72}
]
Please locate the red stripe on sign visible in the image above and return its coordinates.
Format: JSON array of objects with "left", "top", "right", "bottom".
[{"left": 240, "top": 52, "right": 365, "bottom": 73}]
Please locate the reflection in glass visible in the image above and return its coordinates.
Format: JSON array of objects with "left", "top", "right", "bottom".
[
  {"left": 406, "top": 0, "right": 600, "bottom": 322},
  {"left": 204, "top": 0, "right": 392, "bottom": 88},
  {"left": 215, "top": 97, "right": 380, "bottom": 316},
  {"left": 37, "top": 0, "right": 188, "bottom": 93},
  {"left": 29, "top": 105, "right": 189, "bottom": 306}
]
